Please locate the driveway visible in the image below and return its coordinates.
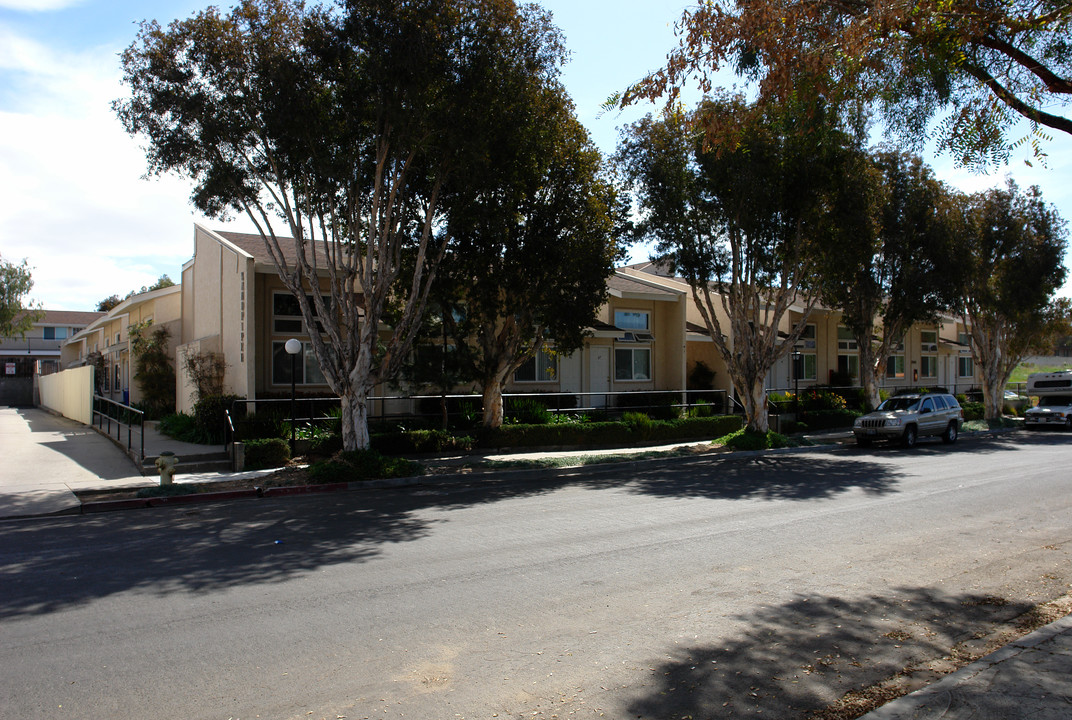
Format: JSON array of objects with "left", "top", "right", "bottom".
[{"left": 0, "top": 407, "right": 144, "bottom": 519}]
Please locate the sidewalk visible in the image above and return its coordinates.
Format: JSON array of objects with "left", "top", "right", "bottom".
[{"left": 859, "top": 613, "right": 1072, "bottom": 719}]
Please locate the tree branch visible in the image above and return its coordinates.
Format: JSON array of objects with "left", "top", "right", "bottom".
[
  {"left": 959, "top": 60, "right": 1072, "bottom": 136},
  {"left": 975, "top": 34, "right": 1072, "bottom": 94}
]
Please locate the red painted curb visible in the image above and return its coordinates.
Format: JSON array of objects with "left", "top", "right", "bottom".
[
  {"left": 261, "top": 483, "right": 348, "bottom": 498},
  {"left": 81, "top": 498, "right": 152, "bottom": 513},
  {"left": 146, "top": 489, "right": 262, "bottom": 507}
]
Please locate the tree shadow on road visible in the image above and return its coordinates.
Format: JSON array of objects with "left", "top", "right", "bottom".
[
  {"left": 0, "top": 448, "right": 909, "bottom": 620},
  {"left": 622, "top": 586, "right": 1035, "bottom": 719}
]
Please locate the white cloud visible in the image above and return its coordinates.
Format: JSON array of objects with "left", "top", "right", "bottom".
[
  {"left": 0, "top": 25, "right": 242, "bottom": 310},
  {"left": 0, "top": 0, "right": 83, "bottom": 11}
]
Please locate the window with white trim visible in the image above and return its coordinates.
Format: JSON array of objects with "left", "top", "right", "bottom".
[
  {"left": 837, "top": 353, "right": 859, "bottom": 380},
  {"left": 920, "top": 355, "right": 938, "bottom": 378},
  {"left": 614, "top": 310, "right": 649, "bottom": 331},
  {"left": 272, "top": 341, "right": 328, "bottom": 385},
  {"left": 798, "top": 353, "right": 817, "bottom": 381},
  {"left": 514, "top": 349, "right": 557, "bottom": 382},
  {"left": 273, "top": 292, "right": 331, "bottom": 334},
  {"left": 958, "top": 356, "right": 974, "bottom": 378},
  {"left": 920, "top": 330, "right": 938, "bottom": 352},
  {"left": 837, "top": 325, "right": 858, "bottom": 351},
  {"left": 886, "top": 355, "right": 906, "bottom": 379},
  {"left": 799, "top": 323, "right": 817, "bottom": 350},
  {"left": 615, "top": 347, "right": 651, "bottom": 381}
]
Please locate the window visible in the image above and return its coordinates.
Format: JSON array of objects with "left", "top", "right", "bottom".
[
  {"left": 837, "top": 326, "right": 858, "bottom": 351},
  {"left": 272, "top": 341, "right": 328, "bottom": 385},
  {"left": 114, "top": 364, "right": 121, "bottom": 390},
  {"left": 920, "top": 330, "right": 938, "bottom": 352},
  {"left": 794, "top": 353, "right": 817, "bottom": 381},
  {"left": 920, "top": 355, "right": 937, "bottom": 378},
  {"left": 273, "top": 292, "right": 331, "bottom": 334},
  {"left": 799, "top": 323, "right": 817, "bottom": 350},
  {"left": 837, "top": 353, "right": 859, "bottom": 380},
  {"left": 514, "top": 349, "right": 557, "bottom": 383},
  {"left": 958, "top": 356, "right": 974, "bottom": 378},
  {"left": 958, "top": 332, "right": 971, "bottom": 346},
  {"left": 886, "top": 355, "right": 906, "bottom": 379},
  {"left": 614, "top": 310, "right": 649, "bottom": 331},
  {"left": 615, "top": 347, "right": 651, "bottom": 381},
  {"left": 103, "top": 363, "right": 111, "bottom": 392},
  {"left": 42, "top": 327, "right": 67, "bottom": 340}
]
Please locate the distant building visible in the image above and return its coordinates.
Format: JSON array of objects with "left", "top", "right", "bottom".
[{"left": 0, "top": 310, "right": 104, "bottom": 405}]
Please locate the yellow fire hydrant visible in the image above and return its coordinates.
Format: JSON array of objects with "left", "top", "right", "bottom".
[{"left": 155, "top": 451, "right": 178, "bottom": 486}]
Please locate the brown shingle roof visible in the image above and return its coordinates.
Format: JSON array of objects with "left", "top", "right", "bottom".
[
  {"left": 215, "top": 230, "right": 334, "bottom": 268},
  {"left": 606, "top": 273, "right": 681, "bottom": 299}
]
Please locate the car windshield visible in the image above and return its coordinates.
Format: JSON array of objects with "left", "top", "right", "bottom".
[
  {"left": 1037, "top": 396, "right": 1072, "bottom": 407},
  {"left": 877, "top": 397, "right": 920, "bottom": 412}
]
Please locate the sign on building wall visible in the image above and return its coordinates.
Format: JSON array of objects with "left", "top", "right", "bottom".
[{"left": 5, "top": 362, "right": 15, "bottom": 375}]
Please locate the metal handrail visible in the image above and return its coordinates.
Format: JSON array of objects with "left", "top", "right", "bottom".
[{"left": 92, "top": 394, "right": 145, "bottom": 462}]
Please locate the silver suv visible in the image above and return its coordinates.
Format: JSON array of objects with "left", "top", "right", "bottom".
[{"left": 852, "top": 393, "right": 963, "bottom": 448}]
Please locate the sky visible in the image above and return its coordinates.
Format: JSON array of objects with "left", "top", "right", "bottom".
[{"left": 1, "top": 0, "right": 1070, "bottom": 311}]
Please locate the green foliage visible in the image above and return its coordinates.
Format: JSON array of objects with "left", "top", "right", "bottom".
[
  {"left": 158, "top": 412, "right": 200, "bottom": 443},
  {"left": 372, "top": 429, "right": 474, "bottom": 455},
  {"left": 621, "top": 411, "right": 655, "bottom": 438},
  {"left": 505, "top": 398, "right": 552, "bottom": 425},
  {"left": 308, "top": 450, "right": 423, "bottom": 484},
  {"left": 688, "top": 399, "right": 714, "bottom": 418},
  {"left": 799, "top": 388, "right": 848, "bottom": 412},
  {"left": 243, "top": 438, "right": 290, "bottom": 470},
  {"left": 129, "top": 322, "right": 175, "bottom": 419},
  {"left": 193, "top": 394, "right": 243, "bottom": 445},
  {"left": 615, "top": 392, "right": 679, "bottom": 420},
  {"left": 233, "top": 412, "right": 289, "bottom": 442},
  {"left": 790, "top": 409, "right": 860, "bottom": 432},
  {"left": 479, "top": 414, "right": 743, "bottom": 449},
  {"left": 0, "top": 254, "right": 41, "bottom": 339},
  {"left": 719, "top": 428, "right": 795, "bottom": 451},
  {"left": 961, "top": 402, "right": 985, "bottom": 421}
]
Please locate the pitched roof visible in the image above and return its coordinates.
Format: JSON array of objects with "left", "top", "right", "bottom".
[
  {"left": 214, "top": 229, "right": 334, "bottom": 269},
  {"left": 17, "top": 310, "right": 105, "bottom": 326},
  {"left": 607, "top": 272, "right": 682, "bottom": 300}
]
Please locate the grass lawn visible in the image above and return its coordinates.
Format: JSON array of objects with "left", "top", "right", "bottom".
[{"left": 1009, "top": 359, "right": 1072, "bottom": 384}]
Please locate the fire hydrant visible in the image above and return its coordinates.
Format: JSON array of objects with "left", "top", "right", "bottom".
[{"left": 155, "top": 451, "right": 178, "bottom": 486}]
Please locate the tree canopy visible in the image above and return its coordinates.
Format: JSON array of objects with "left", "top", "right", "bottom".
[
  {"left": 116, "top": 0, "right": 568, "bottom": 449},
  {"left": 819, "top": 149, "right": 962, "bottom": 409},
  {"left": 616, "top": 95, "right": 861, "bottom": 432},
  {"left": 958, "top": 181, "right": 1069, "bottom": 418},
  {"left": 619, "top": 0, "right": 1072, "bottom": 168},
  {"left": 1, "top": 254, "right": 41, "bottom": 339}
]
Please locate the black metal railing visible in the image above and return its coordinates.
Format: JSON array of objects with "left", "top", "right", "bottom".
[{"left": 93, "top": 394, "right": 145, "bottom": 462}]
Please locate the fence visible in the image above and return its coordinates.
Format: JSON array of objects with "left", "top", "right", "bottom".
[{"left": 93, "top": 395, "right": 145, "bottom": 463}]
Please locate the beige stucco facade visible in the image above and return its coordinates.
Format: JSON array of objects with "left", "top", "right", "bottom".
[{"left": 62, "top": 286, "right": 181, "bottom": 408}]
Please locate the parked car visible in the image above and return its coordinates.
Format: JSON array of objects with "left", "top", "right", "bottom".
[{"left": 852, "top": 393, "right": 963, "bottom": 448}]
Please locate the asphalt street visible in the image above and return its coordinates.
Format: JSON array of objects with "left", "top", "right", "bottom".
[{"left": 1, "top": 433, "right": 1070, "bottom": 719}]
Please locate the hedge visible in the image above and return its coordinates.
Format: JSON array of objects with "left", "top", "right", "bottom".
[{"left": 477, "top": 414, "right": 743, "bottom": 449}]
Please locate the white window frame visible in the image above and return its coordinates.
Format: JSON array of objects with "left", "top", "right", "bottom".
[
  {"left": 798, "top": 353, "right": 817, "bottom": 381},
  {"left": 837, "top": 325, "right": 858, "bottom": 352},
  {"left": 886, "top": 355, "right": 906, "bottom": 379},
  {"left": 614, "top": 309, "right": 650, "bottom": 331},
  {"left": 920, "top": 354, "right": 938, "bottom": 379},
  {"left": 837, "top": 353, "right": 859, "bottom": 380},
  {"left": 920, "top": 330, "right": 938, "bottom": 353},
  {"left": 514, "top": 348, "right": 557, "bottom": 383},
  {"left": 615, "top": 346, "right": 652, "bottom": 381},
  {"left": 958, "top": 356, "right": 974, "bottom": 378},
  {"left": 271, "top": 340, "right": 328, "bottom": 386},
  {"left": 273, "top": 291, "right": 332, "bottom": 335}
]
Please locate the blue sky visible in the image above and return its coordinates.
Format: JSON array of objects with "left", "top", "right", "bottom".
[{"left": 1, "top": 0, "right": 1069, "bottom": 310}]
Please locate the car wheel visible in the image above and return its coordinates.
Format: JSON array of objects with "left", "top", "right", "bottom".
[
  {"left": 942, "top": 422, "right": 958, "bottom": 444},
  {"left": 901, "top": 425, "right": 917, "bottom": 448}
]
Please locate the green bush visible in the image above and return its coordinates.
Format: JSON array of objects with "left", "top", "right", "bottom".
[
  {"left": 615, "top": 391, "right": 679, "bottom": 420},
  {"left": 505, "top": 398, "right": 552, "bottom": 425},
  {"left": 307, "top": 450, "right": 423, "bottom": 483},
  {"left": 372, "top": 429, "right": 474, "bottom": 454},
  {"left": 193, "top": 393, "right": 243, "bottom": 444},
  {"left": 233, "top": 412, "right": 288, "bottom": 441},
  {"left": 720, "top": 428, "right": 794, "bottom": 451},
  {"left": 688, "top": 399, "right": 714, "bottom": 418},
  {"left": 159, "top": 412, "right": 199, "bottom": 442},
  {"left": 478, "top": 414, "right": 743, "bottom": 449},
  {"left": 962, "top": 401, "right": 985, "bottom": 421},
  {"left": 795, "top": 408, "right": 861, "bottom": 431},
  {"left": 243, "top": 438, "right": 290, "bottom": 470},
  {"left": 800, "top": 388, "right": 848, "bottom": 412}
]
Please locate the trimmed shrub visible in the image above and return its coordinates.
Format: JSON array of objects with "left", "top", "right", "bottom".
[
  {"left": 243, "top": 438, "right": 290, "bottom": 470},
  {"left": 795, "top": 408, "right": 861, "bottom": 431},
  {"left": 962, "top": 401, "right": 985, "bottom": 421},
  {"left": 193, "top": 393, "right": 243, "bottom": 444},
  {"left": 372, "top": 429, "right": 474, "bottom": 455},
  {"left": 307, "top": 450, "right": 423, "bottom": 483},
  {"left": 721, "top": 428, "right": 794, "bottom": 451},
  {"left": 505, "top": 398, "right": 552, "bottom": 425},
  {"left": 159, "top": 412, "right": 199, "bottom": 442},
  {"left": 478, "top": 414, "right": 743, "bottom": 449}
]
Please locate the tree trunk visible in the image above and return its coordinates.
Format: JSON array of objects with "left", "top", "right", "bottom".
[
  {"left": 858, "top": 342, "right": 881, "bottom": 412},
  {"left": 340, "top": 387, "right": 371, "bottom": 451},
  {"left": 742, "top": 379, "right": 769, "bottom": 433},
  {"left": 482, "top": 382, "right": 505, "bottom": 428}
]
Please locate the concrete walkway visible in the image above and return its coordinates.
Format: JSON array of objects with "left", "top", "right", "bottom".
[{"left": 0, "top": 406, "right": 147, "bottom": 518}]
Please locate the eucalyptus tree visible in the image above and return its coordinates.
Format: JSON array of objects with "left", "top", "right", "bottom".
[
  {"left": 820, "top": 150, "right": 962, "bottom": 410},
  {"left": 616, "top": 96, "right": 858, "bottom": 433},
  {"left": 115, "top": 0, "right": 566, "bottom": 449},
  {"left": 958, "top": 182, "right": 1069, "bottom": 419},
  {"left": 441, "top": 86, "right": 623, "bottom": 429},
  {"left": 618, "top": 0, "right": 1072, "bottom": 168}
]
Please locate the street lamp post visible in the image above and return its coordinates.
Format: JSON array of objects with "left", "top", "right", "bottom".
[{"left": 285, "top": 338, "right": 302, "bottom": 455}]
